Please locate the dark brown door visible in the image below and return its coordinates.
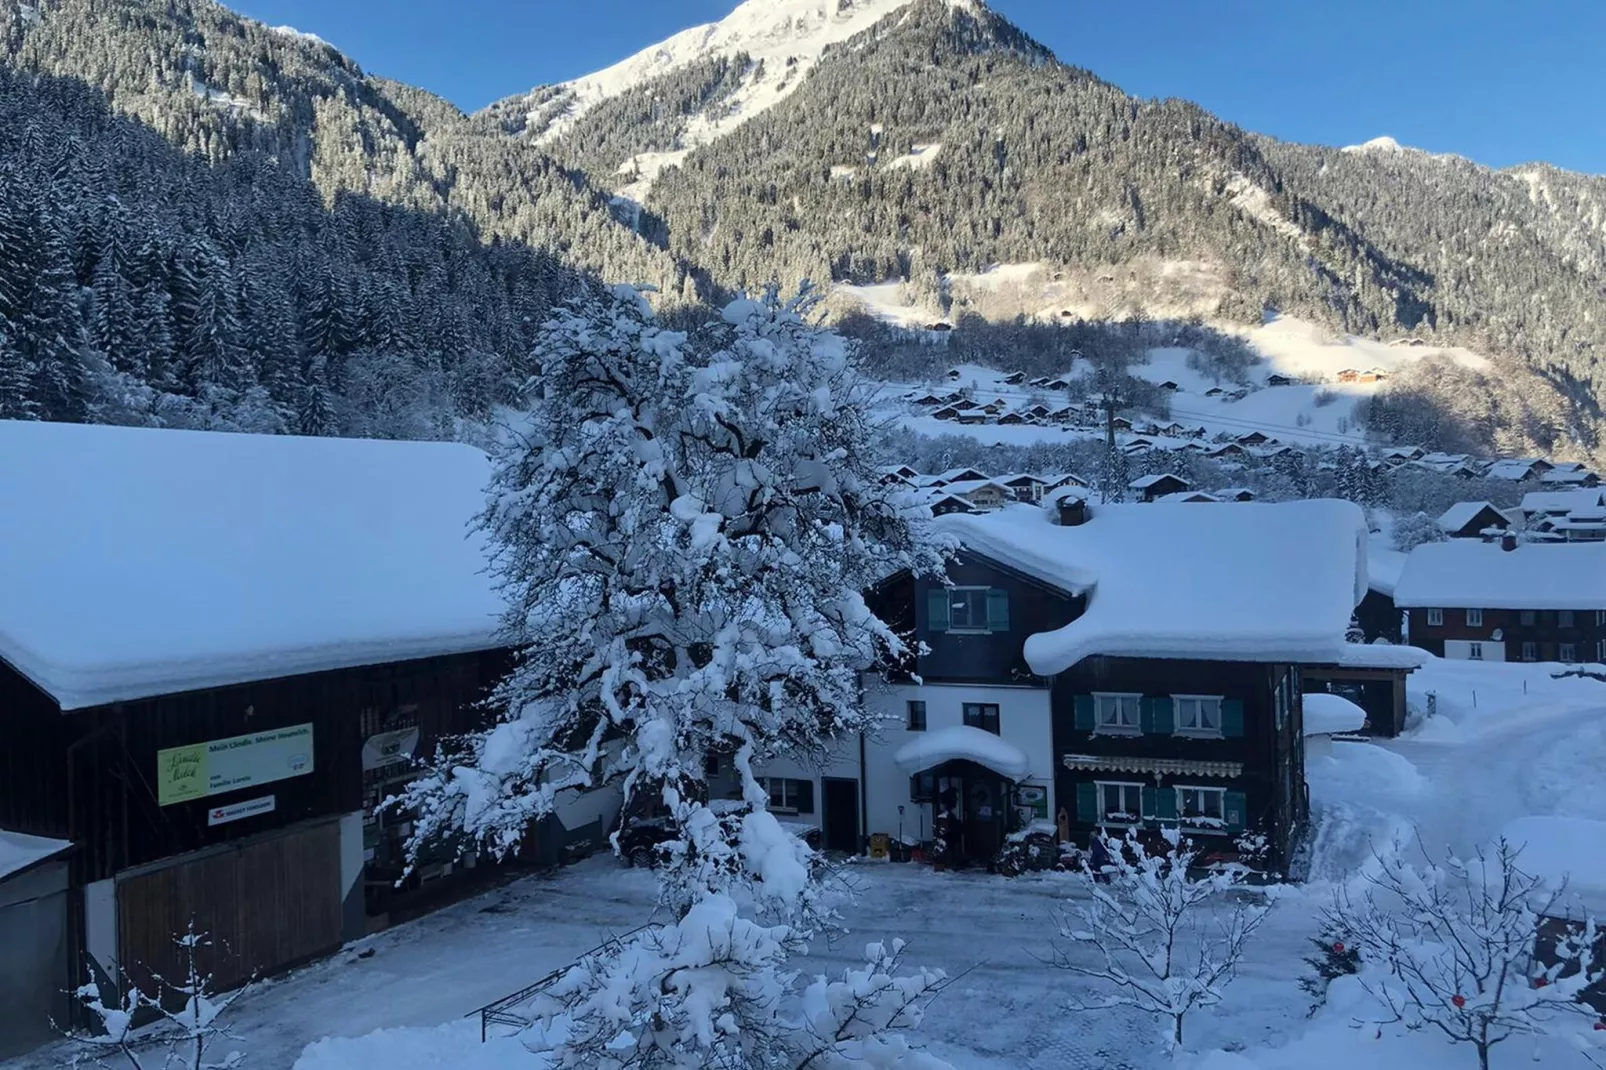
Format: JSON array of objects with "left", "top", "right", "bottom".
[
  {"left": 821, "top": 778, "right": 860, "bottom": 855},
  {"left": 117, "top": 819, "right": 342, "bottom": 998}
]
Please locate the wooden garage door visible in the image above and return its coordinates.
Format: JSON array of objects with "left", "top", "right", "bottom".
[{"left": 118, "top": 820, "right": 342, "bottom": 997}]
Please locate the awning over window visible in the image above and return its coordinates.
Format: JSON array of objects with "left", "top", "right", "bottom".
[
  {"left": 895, "top": 726, "right": 1030, "bottom": 779},
  {"left": 1060, "top": 755, "right": 1243, "bottom": 780}
]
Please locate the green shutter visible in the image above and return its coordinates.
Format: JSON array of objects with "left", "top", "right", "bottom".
[
  {"left": 1075, "top": 781, "right": 1098, "bottom": 824},
  {"left": 1222, "top": 699, "right": 1245, "bottom": 738},
  {"left": 926, "top": 588, "right": 950, "bottom": 631},
  {"left": 1150, "top": 696, "right": 1175, "bottom": 735},
  {"left": 1155, "top": 787, "right": 1178, "bottom": 824},
  {"left": 986, "top": 588, "right": 1010, "bottom": 632},
  {"left": 1140, "top": 785, "right": 1158, "bottom": 826},
  {"left": 1140, "top": 697, "right": 1154, "bottom": 734},
  {"left": 1074, "top": 694, "right": 1095, "bottom": 731},
  {"left": 1224, "top": 791, "right": 1247, "bottom": 833}
]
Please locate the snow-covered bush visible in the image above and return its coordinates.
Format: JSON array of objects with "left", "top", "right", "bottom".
[
  {"left": 1392, "top": 509, "right": 1447, "bottom": 551},
  {"left": 1052, "top": 830, "right": 1268, "bottom": 1048},
  {"left": 64, "top": 922, "right": 247, "bottom": 1069},
  {"left": 403, "top": 284, "right": 954, "bottom": 1068},
  {"left": 1326, "top": 837, "right": 1602, "bottom": 1070}
]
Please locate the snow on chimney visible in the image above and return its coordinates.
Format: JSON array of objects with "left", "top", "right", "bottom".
[
  {"left": 1056, "top": 494, "right": 1089, "bottom": 527},
  {"left": 1500, "top": 531, "right": 1518, "bottom": 552}
]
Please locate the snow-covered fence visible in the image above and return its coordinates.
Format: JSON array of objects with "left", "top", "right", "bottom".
[{"left": 469, "top": 925, "right": 650, "bottom": 1041}]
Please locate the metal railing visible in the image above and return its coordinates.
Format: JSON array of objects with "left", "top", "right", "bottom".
[{"left": 468, "top": 925, "right": 650, "bottom": 1042}]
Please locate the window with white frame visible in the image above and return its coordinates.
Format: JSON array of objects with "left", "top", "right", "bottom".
[
  {"left": 946, "top": 587, "right": 990, "bottom": 632},
  {"left": 1597, "top": 611, "right": 1606, "bottom": 627},
  {"left": 763, "top": 777, "right": 814, "bottom": 814},
  {"left": 1176, "top": 786, "right": 1226, "bottom": 830},
  {"left": 1560, "top": 643, "right": 1576, "bottom": 662},
  {"left": 1097, "top": 782, "right": 1143, "bottom": 826},
  {"left": 1466, "top": 608, "right": 1484, "bottom": 626},
  {"left": 1174, "top": 695, "right": 1223, "bottom": 737},
  {"left": 1427, "top": 608, "right": 1444, "bottom": 626},
  {"left": 1521, "top": 642, "right": 1537, "bottom": 661},
  {"left": 1468, "top": 642, "right": 1484, "bottom": 660},
  {"left": 1094, "top": 693, "right": 1142, "bottom": 734}
]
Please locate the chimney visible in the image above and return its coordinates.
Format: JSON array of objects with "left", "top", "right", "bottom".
[
  {"left": 1056, "top": 494, "right": 1089, "bottom": 527},
  {"left": 1500, "top": 531, "right": 1518, "bottom": 552}
]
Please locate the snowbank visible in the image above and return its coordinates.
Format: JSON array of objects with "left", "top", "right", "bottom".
[
  {"left": 1394, "top": 539, "right": 1606, "bottom": 609},
  {"left": 0, "top": 829, "right": 71, "bottom": 880},
  {"left": 0, "top": 421, "right": 505, "bottom": 709},
  {"left": 1501, "top": 816, "right": 1606, "bottom": 899},
  {"left": 295, "top": 1020, "right": 542, "bottom": 1070},
  {"left": 1307, "top": 741, "right": 1425, "bottom": 808},
  {"left": 1303, "top": 693, "right": 1367, "bottom": 736},
  {"left": 893, "top": 725, "right": 1030, "bottom": 779},
  {"left": 939, "top": 500, "right": 1367, "bottom": 673}
]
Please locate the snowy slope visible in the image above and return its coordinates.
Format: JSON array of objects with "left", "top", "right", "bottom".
[{"left": 518, "top": 0, "right": 934, "bottom": 148}]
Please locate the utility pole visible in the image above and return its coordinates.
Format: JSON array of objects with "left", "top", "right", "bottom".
[{"left": 1098, "top": 385, "right": 1127, "bottom": 504}]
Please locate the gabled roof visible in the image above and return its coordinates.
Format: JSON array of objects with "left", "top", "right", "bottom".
[
  {"left": 1394, "top": 540, "right": 1606, "bottom": 609},
  {"left": 1484, "top": 459, "right": 1542, "bottom": 481},
  {"left": 0, "top": 421, "right": 505, "bottom": 710},
  {"left": 1128, "top": 473, "right": 1185, "bottom": 490},
  {"left": 936, "top": 500, "right": 1367, "bottom": 673},
  {"left": 1520, "top": 489, "right": 1605, "bottom": 515},
  {"left": 1435, "top": 501, "right": 1504, "bottom": 533},
  {"left": 1153, "top": 491, "right": 1220, "bottom": 504}
]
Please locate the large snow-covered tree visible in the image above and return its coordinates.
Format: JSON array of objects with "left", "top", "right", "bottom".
[{"left": 405, "top": 285, "right": 953, "bottom": 1068}]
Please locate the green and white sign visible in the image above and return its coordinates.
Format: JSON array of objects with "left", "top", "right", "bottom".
[{"left": 157, "top": 723, "right": 314, "bottom": 806}]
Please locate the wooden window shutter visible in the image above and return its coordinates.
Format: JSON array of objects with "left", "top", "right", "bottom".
[
  {"left": 1155, "top": 787, "right": 1178, "bottom": 823},
  {"left": 1141, "top": 696, "right": 1174, "bottom": 735},
  {"left": 1075, "top": 781, "right": 1098, "bottom": 823},
  {"left": 986, "top": 588, "right": 1010, "bottom": 632},
  {"left": 1073, "top": 694, "right": 1094, "bottom": 731},
  {"left": 925, "top": 588, "right": 949, "bottom": 631},
  {"left": 1224, "top": 791, "right": 1247, "bottom": 833},
  {"left": 1140, "top": 785, "right": 1158, "bottom": 825},
  {"left": 1222, "top": 699, "right": 1245, "bottom": 738}
]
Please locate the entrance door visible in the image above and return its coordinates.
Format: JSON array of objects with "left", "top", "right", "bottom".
[
  {"left": 964, "top": 776, "right": 1004, "bottom": 862},
  {"left": 820, "top": 778, "right": 860, "bottom": 855}
]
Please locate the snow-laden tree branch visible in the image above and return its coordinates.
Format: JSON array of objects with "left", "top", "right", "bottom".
[
  {"left": 1326, "top": 836, "right": 1603, "bottom": 1070},
  {"left": 403, "top": 284, "right": 954, "bottom": 1068},
  {"left": 1051, "top": 830, "right": 1268, "bottom": 1048},
  {"left": 64, "top": 921, "right": 248, "bottom": 1069}
]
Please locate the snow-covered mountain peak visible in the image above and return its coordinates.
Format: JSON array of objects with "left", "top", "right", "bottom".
[
  {"left": 515, "top": 0, "right": 960, "bottom": 146},
  {"left": 1340, "top": 135, "right": 1405, "bottom": 154}
]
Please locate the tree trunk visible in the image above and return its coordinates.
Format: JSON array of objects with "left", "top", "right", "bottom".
[
  {"left": 1476, "top": 1040, "right": 1489, "bottom": 1070},
  {"left": 1174, "top": 1013, "right": 1184, "bottom": 1046}
]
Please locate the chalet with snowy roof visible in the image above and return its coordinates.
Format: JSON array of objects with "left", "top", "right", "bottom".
[
  {"left": 1235, "top": 431, "right": 1272, "bottom": 447},
  {"left": 1044, "top": 378, "right": 1070, "bottom": 391},
  {"left": 1394, "top": 538, "right": 1606, "bottom": 663},
  {"left": 1154, "top": 490, "right": 1221, "bottom": 504},
  {"left": 1207, "top": 442, "right": 1248, "bottom": 460},
  {"left": 1204, "top": 387, "right": 1227, "bottom": 398},
  {"left": 1485, "top": 458, "right": 1549, "bottom": 482},
  {"left": 856, "top": 497, "right": 1373, "bottom": 874},
  {"left": 1128, "top": 473, "right": 1190, "bottom": 502},
  {"left": 914, "top": 489, "right": 976, "bottom": 518},
  {"left": 1265, "top": 373, "right": 1296, "bottom": 387},
  {"left": 1216, "top": 488, "right": 1257, "bottom": 502},
  {"left": 1540, "top": 467, "right": 1601, "bottom": 488},
  {"left": 1380, "top": 445, "right": 1425, "bottom": 465},
  {"left": 910, "top": 393, "right": 946, "bottom": 407},
  {"left": 1435, "top": 501, "right": 1511, "bottom": 540},
  {"left": 956, "top": 409, "right": 988, "bottom": 425},
  {"left": 1044, "top": 473, "right": 1091, "bottom": 493},
  {"left": 997, "top": 474, "right": 1047, "bottom": 503},
  {"left": 997, "top": 411, "right": 1028, "bottom": 425},
  {"left": 0, "top": 421, "right": 619, "bottom": 1032},
  {"left": 1337, "top": 369, "right": 1360, "bottom": 383},
  {"left": 931, "top": 406, "right": 961, "bottom": 421},
  {"left": 943, "top": 479, "right": 1013, "bottom": 511},
  {"left": 1002, "top": 371, "right": 1027, "bottom": 385}
]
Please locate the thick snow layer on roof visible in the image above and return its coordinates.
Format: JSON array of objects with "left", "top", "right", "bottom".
[
  {"left": 1366, "top": 546, "right": 1406, "bottom": 595},
  {"left": 1303, "top": 693, "right": 1367, "bottom": 735},
  {"left": 1520, "top": 488, "right": 1604, "bottom": 515},
  {"left": 1501, "top": 816, "right": 1606, "bottom": 900},
  {"left": 939, "top": 500, "right": 1367, "bottom": 674},
  {"left": 0, "top": 421, "right": 505, "bottom": 710},
  {"left": 1332, "top": 643, "right": 1430, "bottom": 669},
  {"left": 1393, "top": 540, "right": 1606, "bottom": 609},
  {"left": 0, "top": 830, "right": 71, "bottom": 881},
  {"left": 893, "top": 725, "right": 1030, "bottom": 779},
  {"left": 1435, "top": 501, "right": 1499, "bottom": 533}
]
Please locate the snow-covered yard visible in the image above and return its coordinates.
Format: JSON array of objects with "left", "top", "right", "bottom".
[{"left": 12, "top": 657, "right": 1606, "bottom": 1070}]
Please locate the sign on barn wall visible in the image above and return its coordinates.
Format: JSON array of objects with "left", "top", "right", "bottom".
[
  {"left": 361, "top": 727, "right": 420, "bottom": 771},
  {"left": 156, "top": 723, "right": 314, "bottom": 806}
]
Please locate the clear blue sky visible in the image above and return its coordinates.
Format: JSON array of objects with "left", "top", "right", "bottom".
[{"left": 233, "top": 0, "right": 1605, "bottom": 174}]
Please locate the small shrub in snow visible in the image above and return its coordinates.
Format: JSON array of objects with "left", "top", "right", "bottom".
[
  {"left": 404, "top": 286, "right": 954, "bottom": 1069},
  {"left": 1051, "top": 830, "right": 1268, "bottom": 1048},
  {"left": 1326, "top": 837, "right": 1603, "bottom": 1070},
  {"left": 1392, "top": 509, "right": 1448, "bottom": 551},
  {"left": 64, "top": 921, "right": 247, "bottom": 1069}
]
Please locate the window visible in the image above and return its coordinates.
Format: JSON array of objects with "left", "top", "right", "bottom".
[
  {"left": 763, "top": 778, "right": 814, "bottom": 814},
  {"left": 1521, "top": 642, "right": 1537, "bottom": 661},
  {"left": 946, "top": 587, "right": 991, "bottom": 632},
  {"left": 1598, "top": 639, "right": 1606, "bottom": 662},
  {"left": 1559, "top": 610, "right": 1576, "bottom": 628},
  {"left": 704, "top": 752, "right": 722, "bottom": 777},
  {"left": 1176, "top": 786, "right": 1226, "bottom": 830},
  {"left": 1174, "top": 695, "right": 1224, "bottom": 737},
  {"left": 1094, "top": 693, "right": 1142, "bottom": 734},
  {"left": 1597, "top": 611, "right": 1606, "bottom": 627},
  {"left": 1466, "top": 608, "right": 1484, "bottom": 626},
  {"left": 1520, "top": 610, "right": 1536, "bottom": 626},
  {"left": 1097, "top": 782, "right": 1143, "bottom": 826},
  {"left": 1426, "top": 608, "right": 1444, "bottom": 626},
  {"left": 1468, "top": 642, "right": 1484, "bottom": 660},
  {"left": 906, "top": 700, "right": 927, "bottom": 731},
  {"left": 1560, "top": 643, "right": 1577, "bottom": 662},
  {"left": 962, "top": 703, "right": 1000, "bottom": 734}
]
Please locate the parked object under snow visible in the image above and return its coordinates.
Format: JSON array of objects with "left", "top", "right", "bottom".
[
  {"left": 893, "top": 725, "right": 1030, "bottom": 779},
  {"left": 1394, "top": 539, "right": 1606, "bottom": 609},
  {"left": 1302, "top": 693, "right": 1367, "bottom": 736},
  {"left": 0, "top": 421, "right": 504, "bottom": 709},
  {"left": 938, "top": 499, "right": 1368, "bottom": 674}
]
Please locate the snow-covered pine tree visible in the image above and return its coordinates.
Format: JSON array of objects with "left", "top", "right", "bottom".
[
  {"left": 404, "top": 284, "right": 954, "bottom": 1069},
  {"left": 0, "top": 324, "right": 37, "bottom": 420},
  {"left": 1298, "top": 918, "right": 1361, "bottom": 1011}
]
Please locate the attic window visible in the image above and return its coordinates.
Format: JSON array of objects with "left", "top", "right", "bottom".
[{"left": 948, "top": 588, "right": 990, "bottom": 632}]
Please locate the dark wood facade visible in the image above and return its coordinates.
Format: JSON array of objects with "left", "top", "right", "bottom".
[
  {"left": 910, "top": 554, "right": 1081, "bottom": 686},
  {"left": 1440, "top": 504, "right": 1510, "bottom": 539},
  {"left": 1406, "top": 607, "right": 1606, "bottom": 661},
  {"left": 1050, "top": 658, "right": 1307, "bottom": 871},
  {"left": 1354, "top": 588, "right": 1403, "bottom": 644}
]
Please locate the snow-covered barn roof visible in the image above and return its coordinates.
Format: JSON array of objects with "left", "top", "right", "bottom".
[
  {"left": 1519, "top": 489, "right": 1604, "bottom": 516},
  {"left": 0, "top": 830, "right": 72, "bottom": 881},
  {"left": 1393, "top": 540, "right": 1606, "bottom": 610},
  {"left": 1435, "top": 501, "right": 1502, "bottom": 533},
  {"left": 1127, "top": 473, "right": 1184, "bottom": 490},
  {"left": 0, "top": 421, "right": 506, "bottom": 710},
  {"left": 937, "top": 500, "right": 1368, "bottom": 674}
]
